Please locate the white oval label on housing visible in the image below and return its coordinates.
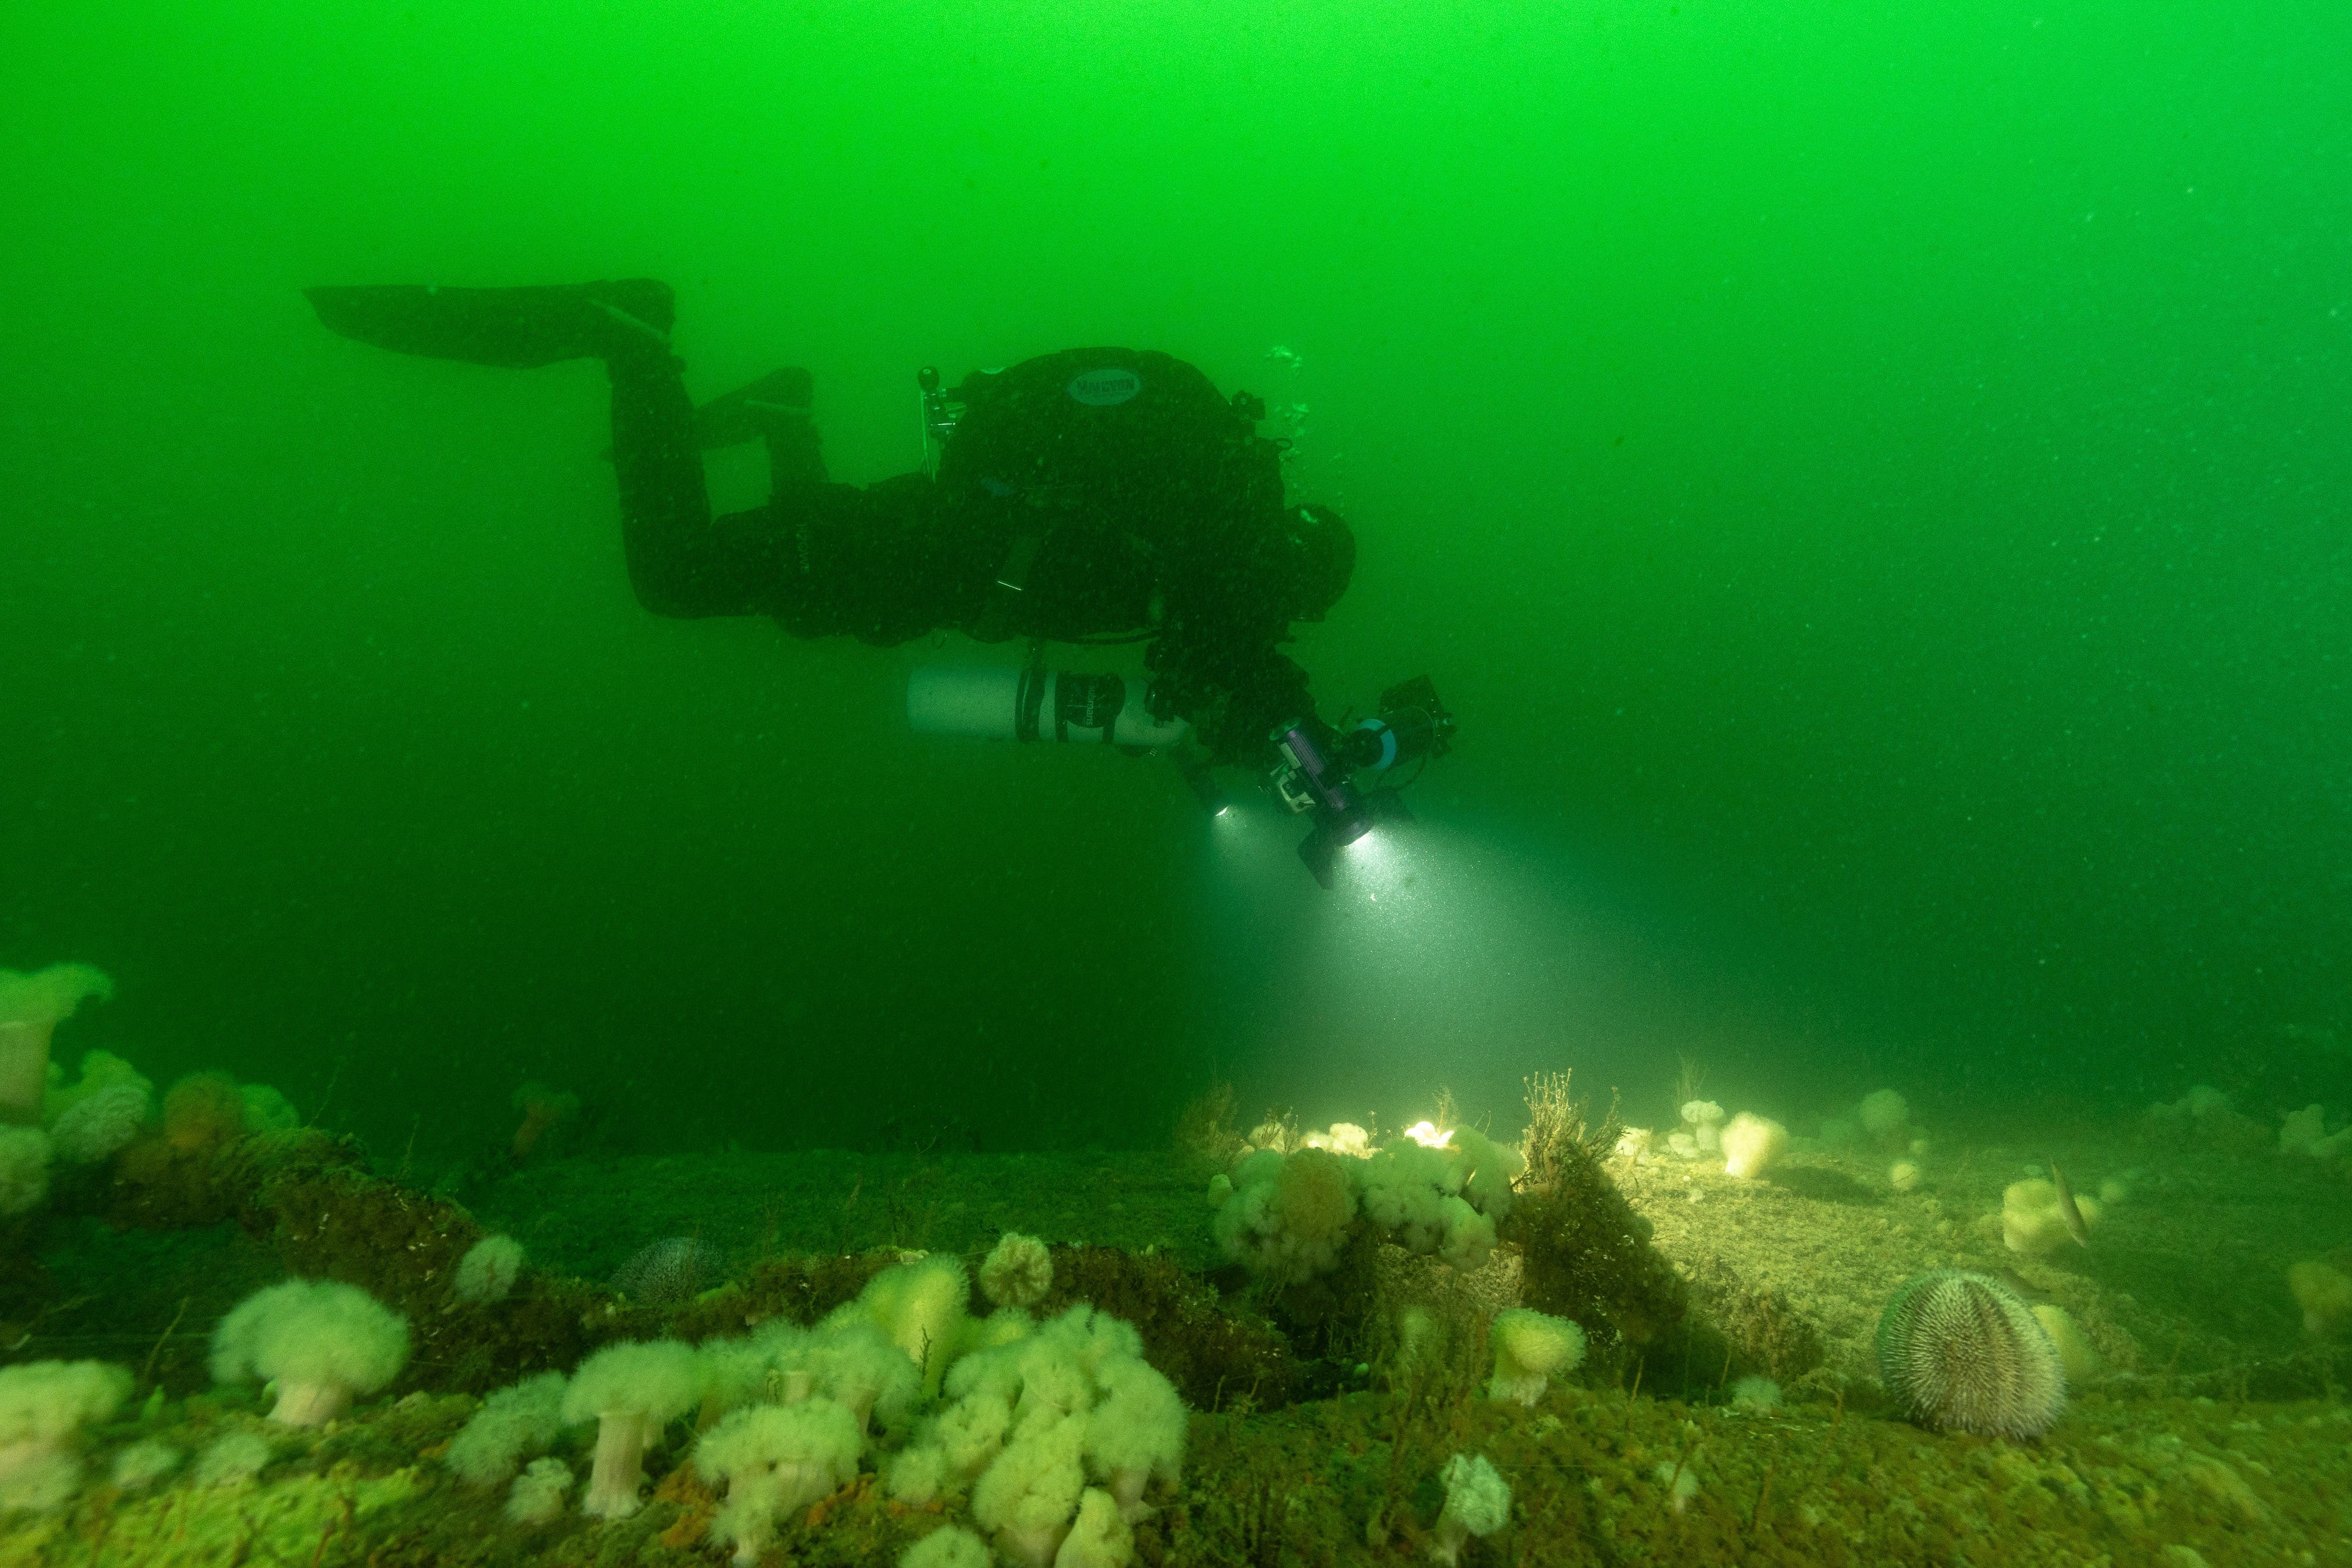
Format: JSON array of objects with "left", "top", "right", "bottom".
[{"left": 1066, "top": 368, "right": 1142, "bottom": 406}]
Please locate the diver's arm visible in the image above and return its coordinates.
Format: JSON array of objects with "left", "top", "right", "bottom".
[
  {"left": 1149, "top": 630, "right": 1317, "bottom": 768},
  {"left": 1218, "top": 648, "right": 1318, "bottom": 767}
]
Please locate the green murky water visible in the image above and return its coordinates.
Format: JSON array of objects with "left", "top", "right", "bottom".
[
  {"left": 6, "top": 4, "right": 2350, "bottom": 1561},
  {"left": 9, "top": 1, "right": 2347, "bottom": 1149}
]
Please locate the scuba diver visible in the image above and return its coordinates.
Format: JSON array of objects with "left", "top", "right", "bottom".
[
  {"left": 306, "top": 279, "right": 1348, "bottom": 764},
  {"left": 305, "top": 279, "right": 1449, "bottom": 882}
]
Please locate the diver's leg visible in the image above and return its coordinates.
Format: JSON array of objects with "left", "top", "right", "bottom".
[
  {"left": 608, "top": 342, "right": 808, "bottom": 618},
  {"left": 607, "top": 340, "right": 727, "bottom": 617},
  {"left": 304, "top": 278, "right": 791, "bottom": 617},
  {"left": 304, "top": 274, "right": 713, "bottom": 585},
  {"left": 693, "top": 367, "right": 827, "bottom": 494},
  {"left": 693, "top": 367, "right": 810, "bottom": 449},
  {"left": 771, "top": 473, "right": 977, "bottom": 645},
  {"left": 761, "top": 406, "right": 826, "bottom": 496}
]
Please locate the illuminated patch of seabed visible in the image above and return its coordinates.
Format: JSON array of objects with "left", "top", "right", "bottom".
[{"left": 1193, "top": 803, "right": 1655, "bottom": 1120}]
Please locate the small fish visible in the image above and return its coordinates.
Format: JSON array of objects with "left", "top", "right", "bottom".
[
  {"left": 2049, "top": 1160, "right": 2092, "bottom": 1248},
  {"left": 1990, "top": 1267, "right": 2052, "bottom": 1305}
]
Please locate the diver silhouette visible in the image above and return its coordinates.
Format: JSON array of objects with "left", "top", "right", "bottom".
[{"left": 305, "top": 279, "right": 1354, "bottom": 769}]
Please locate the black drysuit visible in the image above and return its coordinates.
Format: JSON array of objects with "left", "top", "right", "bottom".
[{"left": 610, "top": 346, "right": 1324, "bottom": 765}]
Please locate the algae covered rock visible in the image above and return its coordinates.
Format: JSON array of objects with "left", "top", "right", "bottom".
[
  {"left": 0, "top": 1463, "right": 425, "bottom": 1568},
  {"left": 1506, "top": 1125, "right": 1687, "bottom": 1374}
]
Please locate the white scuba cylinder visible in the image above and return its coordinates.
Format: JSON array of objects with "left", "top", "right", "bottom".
[{"left": 907, "top": 665, "right": 1189, "bottom": 747}]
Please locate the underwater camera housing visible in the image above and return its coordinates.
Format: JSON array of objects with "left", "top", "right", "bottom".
[{"left": 1269, "top": 676, "right": 1456, "bottom": 888}]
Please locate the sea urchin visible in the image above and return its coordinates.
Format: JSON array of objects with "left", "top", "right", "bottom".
[{"left": 1876, "top": 1269, "right": 2064, "bottom": 1439}]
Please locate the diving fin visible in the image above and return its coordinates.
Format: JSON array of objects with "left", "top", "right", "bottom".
[
  {"left": 692, "top": 367, "right": 814, "bottom": 449},
  {"left": 694, "top": 367, "right": 827, "bottom": 488},
  {"left": 303, "top": 279, "right": 675, "bottom": 368}
]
